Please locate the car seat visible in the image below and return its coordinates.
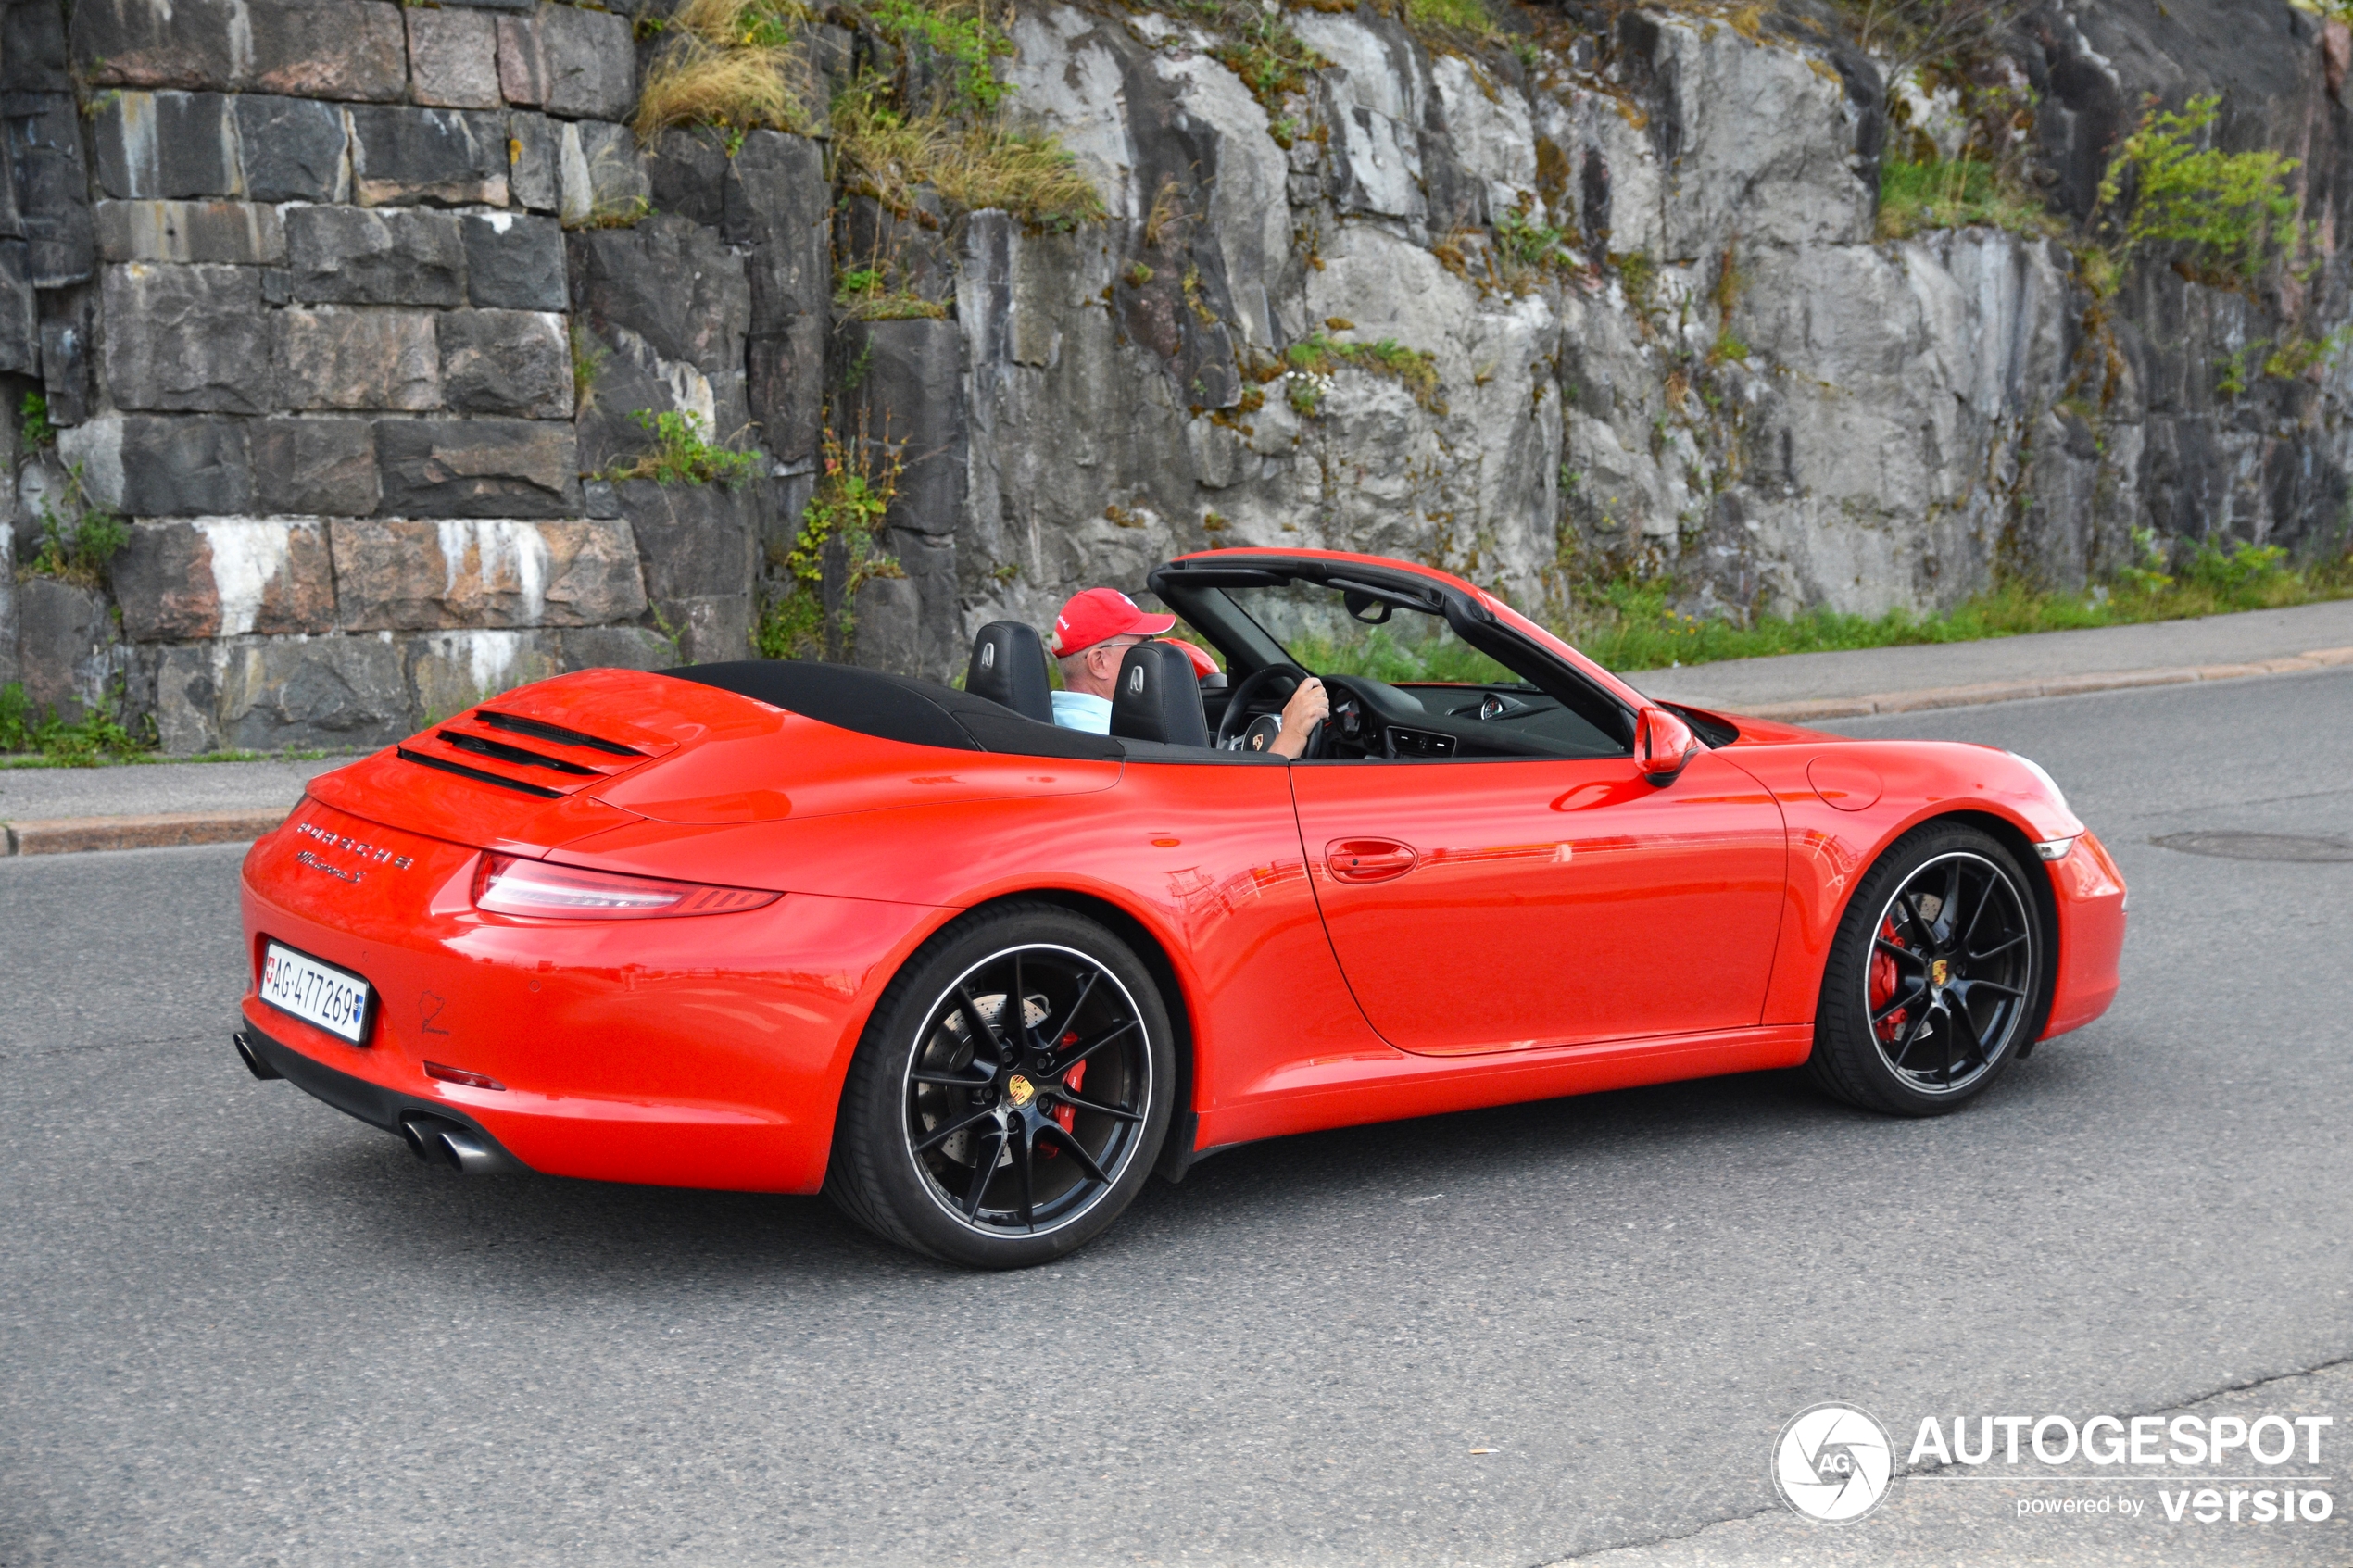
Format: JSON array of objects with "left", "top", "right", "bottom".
[
  {"left": 1109, "top": 642, "right": 1211, "bottom": 747},
  {"left": 965, "top": 621, "right": 1054, "bottom": 724}
]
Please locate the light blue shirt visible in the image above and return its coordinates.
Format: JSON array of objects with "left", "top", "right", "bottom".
[{"left": 1051, "top": 690, "right": 1113, "bottom": 734}]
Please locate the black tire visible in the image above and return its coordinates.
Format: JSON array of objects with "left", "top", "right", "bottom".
[
  {"left": 1806, "top": 822, "right": 2046, "bottom": 1116},
  {"left": 825, "top": 902, "right": 1175, "bottom": 1268}
]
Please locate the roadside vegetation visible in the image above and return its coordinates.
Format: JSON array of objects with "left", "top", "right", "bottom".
[
  {"left": 757, "top": 415, "right": 907, "bottom": 661},
  {"left": 1557, "top": 537, "right": 2353, "bottom": 672}
]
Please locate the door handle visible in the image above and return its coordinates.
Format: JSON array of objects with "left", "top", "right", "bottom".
[{"left": 1326, "top": 837, "right": 1419, "bottom": 884}]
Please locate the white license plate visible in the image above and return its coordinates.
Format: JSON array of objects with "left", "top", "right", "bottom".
[{"left": 258, "top": 941, "right": 375, "bottom": 1045}]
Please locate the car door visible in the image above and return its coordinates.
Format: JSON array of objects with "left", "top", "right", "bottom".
[{"left": 1290, "top": 748, "right": 1788, "bottom": 1054}]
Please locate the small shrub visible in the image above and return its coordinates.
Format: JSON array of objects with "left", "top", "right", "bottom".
[
  {"left": 1494, "top": 207, "right": 1571, "bottom": 291},
  {"left": 21, "top": 464, "right": 127, "bottom": 589},
  {"left": 869, "top": 0, "right": 1016, "bottom": 114},
  {"left": 1707, "top": 330, "right": 1750, "bottom": 366},
  {"left": 607, "top": 409, "right": 762, "bottom": 486},
  {"left": 2183, "top": 535, "right": 2289, "bottom": 595},
  {"left": 833, "top": 264, "right": 948, "bottom": 320},
  {"left": 1286, "top": 332, "right": 1446, "bottom": 415},
  {"left": 0, "top": 680, "right": 152, "bottom": 764},
  {"left": 19, "top": 391, "right": 55, "bottom": 453},
  {"left": 1207, "top": 7, "right": 1326, "bottom": 119},
  {"left": 759, "top": 417, "right": 906, "bottom": 660},
  {"left": 2097, "top": 94, "right": 2300, "bottom": 284}
]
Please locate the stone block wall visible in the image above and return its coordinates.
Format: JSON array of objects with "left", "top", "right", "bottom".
[
  {"left": 2, "top": 0, "right": 828, "bottom": 750},
  {"left": 6, "top": 0, "right": 2349, "bottom": 749}
]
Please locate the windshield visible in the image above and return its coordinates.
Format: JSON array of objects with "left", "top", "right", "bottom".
[{"left": 1221, "top": 580, "right": 1519, "bottom": 684}]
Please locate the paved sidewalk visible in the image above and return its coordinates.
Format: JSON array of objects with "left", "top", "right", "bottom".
[
  {"left": 1629, "top": 598, "right": 2353, "bottom": 719},
  {"left": 0, "top": 757, "right": 345, "bottom": 855},
  {"left": 5, "top": 599, "right": 2351, "bottom": 854}
]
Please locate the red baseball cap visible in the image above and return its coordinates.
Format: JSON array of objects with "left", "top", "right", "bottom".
[{"left": 1050, "top": 587, "right": 1175, "bottom": 656}]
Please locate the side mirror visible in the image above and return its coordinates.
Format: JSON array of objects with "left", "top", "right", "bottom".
[{"left": 1634, "top": 706, "right": 1698, "bottom": 785}]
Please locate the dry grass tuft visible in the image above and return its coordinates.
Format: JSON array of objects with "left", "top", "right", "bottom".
[
  {"left": 634, "top": 0, "right": 816, "bottom": 139},
  {"left": 832, "top": 86, "right": 1104, "bottom": 229}
]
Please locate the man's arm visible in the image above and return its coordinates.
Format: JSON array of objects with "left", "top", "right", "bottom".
[{"left": 1269, "top": 677, "right": 1329, "bottom": 759}]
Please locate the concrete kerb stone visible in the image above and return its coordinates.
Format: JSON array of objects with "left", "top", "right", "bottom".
[
  {"left": 1732, "top": 646, "right": 2353, "bottom": 722},
  {"left": 2, "top": 808, "right": 290, "bottom": 855}
]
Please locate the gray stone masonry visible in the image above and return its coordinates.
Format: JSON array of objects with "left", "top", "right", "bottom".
[
  {"left": 280, "top": 206, "right": 468, "bottom": 306},
  {"left": 407, "top": 8, "right": 502, "bottom": 111},
  {"left": 101, "top": 263, "right": 274, "bottom": 412},
  {"left": 438, "top": 308, "right": 572, "bottom": 418},
  {"left": 347, "top": 106, "right": 510, "bottom": 207},
  {"left": 375, "top": 417, "right": 581, "bottom": 518},
  {"left": 94, "top": 201, "right": 286, "bottom": 267}
]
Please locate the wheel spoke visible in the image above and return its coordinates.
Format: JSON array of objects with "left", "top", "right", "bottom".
[
  {"left": 1969, "top": 931, "right": 2027, "bottom": 964},
  {"left": 1873, "top": 937, "right": 1925, "bottom": 967},
  {"left": 1957, "top": 868, "right": 1993, "bottom": 952},
  {"left": 1947, "top": 991, "right": 1988, "bottom": 1072},
  {"left": 1035, "top": 1120, "right": 1113, "bottom": 1186},
  {"left": 1049, "top": 1090, "right": 1144, "bottom": 1124},
  {"left": 1941, "top": 860, "right": 1963, "bottom": 946},
  {"left": 910, "top": 1065, "right": 995, "bottom": 1089},
  {"left": 1899, "top": 892, "right": 1938, "bottom": 951},
  {"left": 1039, "top": 969, "right": 1101, "bottom": 1052},
  {"left": 962, "top": 1124, "right": 1008, "bottom": 1217},
  {"left": 1012, "top": 1123, "right": 1037, "bottom": 1232},
  {"left": 912, "top": 1106, "right": 999, "bottom": 1154},
  {"left": 955, "top": 985, "right": 1007, "bottom": 1060},
  {"left": 1872, "top": 984, "right": 1927, "bottom": 1025},
  {"left": 1048, "top": 1016, "right": 1137, "bottom": 1073},
  {"left": 1890, "top": 1004, "right": 1932, "bottom": 1069}
]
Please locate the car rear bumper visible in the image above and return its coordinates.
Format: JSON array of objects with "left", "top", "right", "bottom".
[
  {"left": 238, "top": 1019, "right": 527, "bottom": 1168},
  {"left": 239, "top": 799, "right": 950, "bottom": 1195}
]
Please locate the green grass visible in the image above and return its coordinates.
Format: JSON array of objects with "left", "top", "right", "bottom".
[
  {"left": 1281, "top": 629, "right": 1518, "bottom": 686},
  {"left": 1403, "top": 0, "right": 1501, "bottom": 39},
  {"left": 1878, "top": 158, "right": 2057, "bottom": 241},
  {"left": 1560, "top": 541, "right": 2353, "bottom": 673},
  {"left": 0, "top": 682, "right": 151, "bottom": 764}
]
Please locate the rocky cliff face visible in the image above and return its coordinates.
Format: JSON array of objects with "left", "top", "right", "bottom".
[{"left": 4, "top": 0, "right": 2348, "bottom": 746}]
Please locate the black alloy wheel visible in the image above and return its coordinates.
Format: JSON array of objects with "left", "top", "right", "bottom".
[
  {"left": 1808, "top": 823, "right": 2046, "bottom": 1115},
  {"left": 828, "top": 903, "right": 1174, "bottom": 1267}
]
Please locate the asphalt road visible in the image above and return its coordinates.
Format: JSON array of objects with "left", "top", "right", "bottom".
[{"left": 4, "top": 670, "right": 2349, "bottom": 1567}]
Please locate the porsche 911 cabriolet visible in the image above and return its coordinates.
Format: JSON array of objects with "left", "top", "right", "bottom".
[{"left": 235, "top": 548, "right": 2127, "bottom": 1266}]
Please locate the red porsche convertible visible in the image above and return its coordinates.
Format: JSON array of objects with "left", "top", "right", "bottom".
[{"left": 236, "top": 549, "right": 2126, "bottom": 1266}]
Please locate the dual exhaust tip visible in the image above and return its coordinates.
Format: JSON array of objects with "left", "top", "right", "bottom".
[
  {"left": 233, "top": 1030, "right": 512, "bottom": 1175},
  {"left": 397, "top": 1113, "right": 506, "bottom": 1174}
]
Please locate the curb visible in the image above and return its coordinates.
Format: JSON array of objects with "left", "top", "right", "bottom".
[
  {"left": 2, "top": 808, "right": 290, "bottom": 857},
  {"left": 1722, "top": 645, "right": 2353, "bottom": 723}
]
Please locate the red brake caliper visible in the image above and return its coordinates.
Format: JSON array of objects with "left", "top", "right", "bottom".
[
  {"left": 1053, "top": 1032, "right": 1086, "bottom": 1135},
  {"left": 1869, "top": 917, "right": 1906, "bottom": 1042}
]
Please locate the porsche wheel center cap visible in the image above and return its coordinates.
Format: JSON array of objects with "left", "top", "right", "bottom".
[
  {"left": 1007, "top": 1073, "right": 1036, "bottom": 1108},
  {"left": 1930, "top": 959, "right": 1951, "bottom": 988}
]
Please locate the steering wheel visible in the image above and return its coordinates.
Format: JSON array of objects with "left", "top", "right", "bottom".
[{"left": 1216, "top": 661, "right": 1322, "bottom": 754}]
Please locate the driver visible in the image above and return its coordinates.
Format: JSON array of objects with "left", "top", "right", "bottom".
[{"left": 1048, "top": 586, "right": 1328, "bottom": 757}]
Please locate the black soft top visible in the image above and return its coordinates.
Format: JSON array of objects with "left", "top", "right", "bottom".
[{"left": 664, "top": 661, "right": 1272, "bottom": 764}]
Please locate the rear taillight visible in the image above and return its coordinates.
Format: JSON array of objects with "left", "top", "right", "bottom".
[{"left": 472, "top": 855, "right": 781, "bottom": 920}]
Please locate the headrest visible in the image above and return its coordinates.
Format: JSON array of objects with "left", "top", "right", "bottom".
[
  {"left": 1109, "top": 641, "right": 1210, "bottom": 747},
  {"left": 965, "top": 621, "right": 1053, "bottom": 724}
]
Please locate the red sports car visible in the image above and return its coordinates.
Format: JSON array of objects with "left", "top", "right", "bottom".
[{"left": 236, "top": 549, "right": 2126, "bottom": 1266}]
